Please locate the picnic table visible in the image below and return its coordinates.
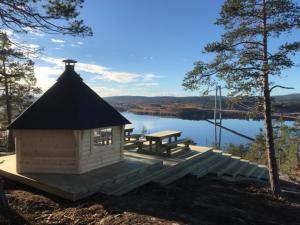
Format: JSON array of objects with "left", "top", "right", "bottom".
[
  {"left": 124, "top": 127, "right": 134, "bottom": 141},
  {"left": 145, "top": 130, "right": 182, "bottom": 152}
]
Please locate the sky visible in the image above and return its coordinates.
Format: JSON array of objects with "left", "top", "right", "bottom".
[{"left": 8, "top": 0, "right": 300, "bottom": 97}]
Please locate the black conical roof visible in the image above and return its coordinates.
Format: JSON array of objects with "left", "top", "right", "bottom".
[{"left": 8, "top": 63, "right": 130, "bottom": 129}]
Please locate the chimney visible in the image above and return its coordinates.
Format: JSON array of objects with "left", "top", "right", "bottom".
[{"left": 63, "top": 59, "right": 77, "bottom": 71}]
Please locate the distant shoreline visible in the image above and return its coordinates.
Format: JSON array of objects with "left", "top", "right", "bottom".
[
  {"left": 105, "top": 95, "right": 300, "bottom": 122},
  {"left": 122, "top": 109, "right": 297, "bottom": 121}
]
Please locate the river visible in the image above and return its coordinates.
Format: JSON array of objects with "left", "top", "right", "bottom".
[{"left": 122, "top": 112, "right": 294, "bottom": 148}]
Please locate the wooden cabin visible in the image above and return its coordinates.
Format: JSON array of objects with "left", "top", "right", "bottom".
[{"left": 8, "top": 60, "right": 130, "bottom": 174}]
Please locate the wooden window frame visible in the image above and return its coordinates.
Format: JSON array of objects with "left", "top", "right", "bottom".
[{"left": 93, "top": 127, "right": 113, "bottom": 146}]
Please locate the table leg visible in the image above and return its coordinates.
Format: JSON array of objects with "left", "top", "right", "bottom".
[
  {"left": 137, "top": 141, "right": 143, "bottom": 152},
  {"left": 168, "top": 137, "right": 171, "bottom": 143},
  {"left": 149, "top": 140, "right": 152, "bottom": 151},
  {"left": 175, "top": 136, "right": 177, "bottom": 142},
  {"left": 155, "top": 140, "right": 160, "bottom": 152}
]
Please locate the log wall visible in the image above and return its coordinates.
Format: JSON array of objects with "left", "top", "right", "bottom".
[
  {"left": 15, "top": 129, "right": 79, "bottom": 174},
  {"left": 78, "top": 126, "right": 124, "bottom": 173},
  {"left": 14, "top": 126, "right": 124, "bottom": 174}
]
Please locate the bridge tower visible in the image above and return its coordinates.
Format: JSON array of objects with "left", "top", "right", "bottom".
[{"left": 214, "top": 85, "right": 222, "bottom": 148}]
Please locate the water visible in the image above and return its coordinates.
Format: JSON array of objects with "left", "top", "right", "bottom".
[{"left": 122, "top": 112, "right": 294, "bottom": 148}]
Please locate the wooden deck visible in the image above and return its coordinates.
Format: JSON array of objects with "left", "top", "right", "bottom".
[
  {"left": 0, "top": 145, "right": 269, "bottom": 201},
  {"left": 0, "top": 154, "right": 163, "bottom": 201}
]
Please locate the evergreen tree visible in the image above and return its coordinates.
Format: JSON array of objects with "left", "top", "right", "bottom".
[
  {"left": 226, "top": 143, "right": 248, "bottom": 157},
  {"left": 183, "top": 0, "right": 300, "bottom": 198},
  {"left": 0, "top": 32, "right": 41, "bottom": 150},
  {"left": 0, "top": 0, "right": 92, "bottom": 210},
  {"left": 0, "top": 0, "right": 92, "bottom": 36},
  {"left": 226, "top": 120, "right": 299, "bottom": 175},
  {"left": 273, "top": 118, "right": 289, "bottom": 171},
  {"left": 245, "top": 129, "right": 267, "bottom": 165},
  {"left": 289, "top": 117, "right": 300, "bottom": 170}
]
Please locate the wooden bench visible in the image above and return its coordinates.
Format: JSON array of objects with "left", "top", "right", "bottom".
[
  {"left": 136, "top": 139, "right": 147, "bottom": 152},
  {"left": 162, "top": 138, "right": 192, "bottom": 156},
  {"left": 131, "top": 134, "right": 142, "bottom": 140},
  {"left": 124, "top": 127, "right": 134, "bottom": 142},
  {"left": 125, "top": 133, "right": 141, "bottom": 143},
  {"left": 163, "top": 138, "right": 192, "bottom": 149}
]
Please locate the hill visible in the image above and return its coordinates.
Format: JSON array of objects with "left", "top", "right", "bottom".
[
  {"left": 273, "top": 93, "right": 300, "bottom": 102},
  {"left": 104, "top": 94, "right": 300, "bottom": 120},
  {"left": 105, "top": 94, "right": 300, "bottom": 106}
]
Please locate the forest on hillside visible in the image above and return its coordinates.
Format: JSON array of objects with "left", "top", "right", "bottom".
[{"left": 105, "top": 94, "right": 300, "bottom": 120}]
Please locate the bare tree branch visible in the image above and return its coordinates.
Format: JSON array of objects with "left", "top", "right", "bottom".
[{"left": 269, "top": 85, "right": 294, "bottom": 92}]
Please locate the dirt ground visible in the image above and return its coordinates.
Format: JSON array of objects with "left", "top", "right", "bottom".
[{"left": 1, "top": 175, "right": 300, "bottom": 225}]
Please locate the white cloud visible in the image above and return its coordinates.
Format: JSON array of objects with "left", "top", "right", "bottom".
[
  {"left": 22, "top": 43, "right": 40, "bottom": 49},
  {"left": 32, "top": 32, "right": 45, "bottom": 37},
  {"left": 34, "top": 62, "right": 169, "bottom": 97},
  {"left": 92, "top": 86, "right": 164, "bottom": 97},
  {"left": 41, "top": 56, "right": 147, "bottom": 84},
  {"left": 24, "top": 27, "right": 45, "bottom": 37},
  {"left": 0, "top": 29, "right": 40, "bottom": 59},
  {"left": 94, "top": 87, "right": 180, "bottom": 97},
  {"left": 143, "top": 56, "right": 153, "bottom": 60},
  {"left": 94, "top": 72, "right": 140, "bottom": 84},
  {"left": 78, "top": 63, "right": 110, "bottom": 73},
  {"left": 51, "top": 38, "right": 65, "bottom": 43},
  {"left": 143, "top": 74, "right": 161, "bottom": 81},
  {"left": 77, "top": 62, "right": 140, "bottom": 83},
  {"left": 71, "top": 42, "right": 84, "bottom": 47},
  {"left": 1, "top": 29, "right": 13, "bottom": 37},
  {"left": 34, "top": 66, "right": 61, "bottom": 90},
  {"left": 34, "top": 56, "right": 163, "bottom": 94},
  {"left": 41, "top": 56, "right": 64, "bottom": 65},
  {"left": 136, "top": 82, "right": 159, "bottom": 87},
  {"left": 92, "top": 86, "right": 127, "bottom": 97},
  {"left": 14, "top": 43, "right": 40, "bottom": 58}
]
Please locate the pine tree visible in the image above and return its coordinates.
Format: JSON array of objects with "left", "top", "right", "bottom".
[
  {"left": 273, "top": 118, "right": 289, "bottom": 171},
  {"left": 0, "top": 0, "right": 92, "bottom": 36},
  {"left": 0, "top": 32, "right": 41, "bottom": 150},
  {"left": 183, "top": 0, "right": 300, "bottom": 197},
  {"left": 246, "top": 129, "right": 267, "bottom": 165},
  {"left": 289, "top": 117, "right": 300, "bottom": 170},
  {"left": 0, "top": 0, "right": 92, "bottom": 211}
]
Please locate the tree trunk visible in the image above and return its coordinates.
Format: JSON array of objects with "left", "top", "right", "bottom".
[
  {"left": 262, "top": 0, "right": 280, "bottom": 198},
  {"left": 0, "top": 177, "right": 8, "bottom": 212},
  {"left": 296, "top": 142, "right": 300, "bottom": 169},
  {"left": 262, "top": 75, "right": 281, "bottom": 197},
  {"left": 2, "top": 60, "right": 14, "bottom": 152}
]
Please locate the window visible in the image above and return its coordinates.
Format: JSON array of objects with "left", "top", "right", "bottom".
[{"left": 93, "top": 128, "right": 113, "bottom": 146}]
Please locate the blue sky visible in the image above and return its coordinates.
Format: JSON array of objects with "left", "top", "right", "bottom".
[{"left": 12, "top": 0, "right": 300, "bottom": 97}]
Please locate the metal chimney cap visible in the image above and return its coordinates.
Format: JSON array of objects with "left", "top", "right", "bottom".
[
  {"left": 63, "top": 59, "right": 77, "bottom": 64},
  {"left": 63, "top": 59, "right": 77, "bottom": 70}
]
